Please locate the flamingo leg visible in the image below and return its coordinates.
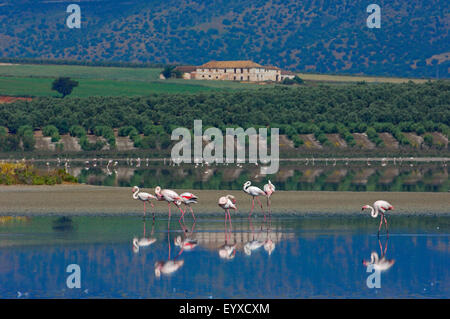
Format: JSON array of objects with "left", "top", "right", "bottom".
[
  {"left": 248, "top": 197, "right": 255, "bottom": 232},
  {"left": 177, "top": 204, "right": 187, "bottom": 232},
  {"left": 150, "top": 202, "right": 155, "bottom": 223},
  {"left": 189, "top": 206, "right": 196, "bottom": 222},
  {"left": 168, "top": 203, "right": 171, "bottom": 232},
  {"left": 256, "top": 196, "right": 266, "bottom": 223},
  {"left": 227, "top": 208, "right": 232, "bottom": 233},
  {"left": 224, "top": 210, "right": 228, "bottom": 242},
  {"left": 378, "top": 215, "right": 383, "bottom": 236},
  {"left": 384, "top": 215, "right": 389, "bottom": 237},
  {"left": 143, "top": 201, "right": 146, "bottom": 220}
]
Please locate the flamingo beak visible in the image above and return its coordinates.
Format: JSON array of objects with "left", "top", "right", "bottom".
[{"left": 390, "top": 206, "right": 394, "bottom": 210}]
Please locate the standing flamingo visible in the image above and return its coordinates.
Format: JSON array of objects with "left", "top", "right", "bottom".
[
  {"left": 132, "top": 186, "right": 157, "bottom": 221},
  {"left": 155, "top": 186, "right": 186, "bottom": 230},
  {"left": 263, "top": 180, "right": 275, "bottom": 218},
  {"left": 243, "top": 181, "right": 267, "bottom": 227},
  {"left": 218, "top": 195, "right": 237, "bottom": 241},
  {"left": 362, "top": 200, "right": 394, "bottom": 236}
]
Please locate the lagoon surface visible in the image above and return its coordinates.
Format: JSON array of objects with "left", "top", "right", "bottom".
[{"left": 0, "top": 215, "right": 448, "bottom": 298}]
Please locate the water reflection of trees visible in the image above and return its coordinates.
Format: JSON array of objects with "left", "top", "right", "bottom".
[{"left": 68, "top": 164, "right": 449, "bottom": 192}]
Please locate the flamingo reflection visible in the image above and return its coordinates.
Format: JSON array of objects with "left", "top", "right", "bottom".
[
  {"left": 363, "top": 238, "right": 395, "bottom": 272},
  {"left": 154, "top": 217, "right": 184, "bottom": 277},
  {"left": 132, "top": 218, "right": 156, "bottom": 253}
]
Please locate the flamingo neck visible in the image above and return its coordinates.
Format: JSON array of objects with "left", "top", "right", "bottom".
[
  {"left": 369, "top": 206, "right": 378, "bottom": 218},
  {"left": 133, "top": 188, "right": 139, "bottom": 199},
  {"left": 243, "top": 181, "right": 251, "bottom": 193}
]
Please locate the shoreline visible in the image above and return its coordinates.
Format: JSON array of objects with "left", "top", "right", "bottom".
[{"left": 0, "top": 184, "right": 448, "bottom": 216}]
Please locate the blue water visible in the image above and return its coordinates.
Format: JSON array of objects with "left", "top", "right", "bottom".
[{"left": 0, "top": 216, "right": 448, "bottom": 298}]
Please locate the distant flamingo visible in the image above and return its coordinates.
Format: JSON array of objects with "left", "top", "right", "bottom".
[
  {"left": 243, "top": 181, "right": 267, "bottom": 227},
  {"left": 132, "top": 186, "right": 157, "bottom": 220},
  {"left": 362, "top": 200, "right": 394, "bottom": 236},
  {"left": 218, "top": 195, "right": 237, "bottom": 240},
  {"left": 218, "top": 243, "right": 237, "bottom": 260},
  {"left": 155, "top": 186, "right": 186, "bottom": 230},
  {"left": 263, "top": 180, "right": 275, "bottom": 218}
]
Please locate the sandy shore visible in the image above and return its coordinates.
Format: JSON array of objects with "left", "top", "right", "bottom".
[{"left": 0, "top": 184, "right": 448, "bottom": 216}]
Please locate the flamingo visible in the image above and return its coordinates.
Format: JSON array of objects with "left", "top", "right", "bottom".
[
  {"left": 218, "top": 195, "right": 237, "bottom": 240},
  {"left": 243, "top": 181, "right": 267, "bottom": 227},
  {"left": 176, "top": 192, "right": 198, "bottom": 223},
  {"left": 362, "top": 200, "right": 394, "bottom": 236},
  {"left": 155, "top": 186, "right": 186, "bottom": 230},
  {"left": 263, "top": 180, "right": 275, "bottom": 218},
  {"left": 132, "top": 186, "right": 157, "bottom": 220}
]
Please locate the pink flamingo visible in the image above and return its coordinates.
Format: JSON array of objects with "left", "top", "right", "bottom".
[
  {"left": 132, "top": 186, "right": 157, "bottom": 221},
  {"left": 218, "top": 195, "right": 237, "bottom": 241},
  {"left": 362, "top": 200, "right": 394, "bottom": 236},
  {"left": 243, "top": 181, "right": 267, "bottom": 228},
  {"left": 155, "top": 186, "right": 186, "bottom": 230},
  {"left": 263, "top": 180, "right": 275, "bottom": 219},
  {"left": 177, "top": 192, "right": 198, "bottom": 223}
]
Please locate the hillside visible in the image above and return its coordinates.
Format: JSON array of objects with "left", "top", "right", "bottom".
[{"left": 0, "top": 0, "right": 448, "bottom": 78}]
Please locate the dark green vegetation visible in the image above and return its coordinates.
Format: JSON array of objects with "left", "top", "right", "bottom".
[
  {"left": 51, "top": 77, "right": 79, "bottom": 98},
  {"left": 0, "top": 81, "right": 448, "bottom": 154},
  {"left": 1, "top": 0, "right": 448, "bottom": 78},
  {"left": 0, "top": 162, "right": 77, "bottom": 185}
]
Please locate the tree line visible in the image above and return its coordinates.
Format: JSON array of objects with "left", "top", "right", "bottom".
[{"left": 0, "top": 81, "right": 448, "bottom": 152}]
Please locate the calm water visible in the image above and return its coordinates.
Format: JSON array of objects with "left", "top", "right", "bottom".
[
  {"left": 35, "top": 161, "right": 450, "bottom": 192},
  {"left": 0, "top": 215, "right": 448, "bottom": 298}
]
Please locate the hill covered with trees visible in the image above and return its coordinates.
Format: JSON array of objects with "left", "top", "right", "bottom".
[{"left": 0, "top": 0, "right": 448, "bottom": 78}]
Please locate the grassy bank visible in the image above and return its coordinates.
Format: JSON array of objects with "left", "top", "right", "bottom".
[{"left": 0, "top": 163, "right": 77, "bottom": 185}]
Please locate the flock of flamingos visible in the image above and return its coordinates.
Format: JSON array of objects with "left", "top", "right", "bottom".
[{"left": 131, "top": 180, "right": 395, "bottom": 276}]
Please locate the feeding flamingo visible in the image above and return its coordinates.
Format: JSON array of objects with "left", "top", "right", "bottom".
[
  {"left": 362, "top": 200, "right": 394, "bottom": 236},
  {"left": 155, "top": 186, "right": 186, "bottom": 230},
  {"left": 132, "top": 186, "right": 158, "bottom": 220},
  {"left": 243, "top": 181, "right": 267, "bottom": 227},
  {"left": 176, "top": 192, "right": 198, "bottom": 224},
  {"left": 218, "top": 195, "right": 237, "bottom": 240}
]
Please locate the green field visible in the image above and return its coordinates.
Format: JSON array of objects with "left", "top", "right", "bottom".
[
  {"left": 0, "top": 64, "right": 270, "bottom": 96},
  {"left": 0, "top": 77, "right": 224, "bottom": 97},
  {"left": 0, "top": 63, "right": 435, "bottom": 97}
]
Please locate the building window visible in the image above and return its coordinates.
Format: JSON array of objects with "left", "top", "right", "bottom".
[
  {"left": 234, "top": 68, "right": 236, "bottom": 73},
  {"left": 240, "top": 76, "right": 243, "bottom": 80},
  {"left": 241, "top": 68, "right": 243, "bottom": 73},
  {"left": 234, "top": 76, "right": 236, "bottom": 80}
]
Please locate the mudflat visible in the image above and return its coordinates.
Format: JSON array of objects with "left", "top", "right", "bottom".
[{"left": 0, "top": 184, "right": 448, "bottom": 216}]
